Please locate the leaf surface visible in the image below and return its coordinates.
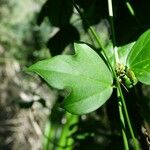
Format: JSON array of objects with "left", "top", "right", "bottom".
[
  {"left": 27, "top": 43, "right": 113, "bottom": 114},
  {"left": 127, "top": 29, "right": 150, "bottom": 85},
  {"left": 104, "top": 42, "right": 135, "bottom": 67},
  {"left": 118, "top": 42, "right": 135, "bottom": 65}
]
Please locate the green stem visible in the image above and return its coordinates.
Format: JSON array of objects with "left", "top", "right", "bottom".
[
  {"left": 107, "top": 0, "right": 120, "bottom": 64},
  {"left": 125, "top": 1, "right": 135, "bottom": 16},
  {"left": 108, "top": 0, "right": 116, "bottom": 47},
  {"left": 73, "top": 2, "right": 139, "bottom": 150},
  {"left": 125, "top": 0, "right": 141, "bottom": 26},
  {"left": 118, "top": 90, "right": 129, "bottom": 150},
  {"left": 108, "top": 0, "right": 139, "bottom": 149},
  {"left": 117, "top": 83, "right": 139, "bottom": 150},
  {"left": 108, "top": 0, "right": 129, "bottom": 149}
]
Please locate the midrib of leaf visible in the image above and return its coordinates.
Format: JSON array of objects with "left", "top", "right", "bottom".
[
  {"left": 64, "top": 87, "right": 111, "bottom": 107},
  {"left": 129, "top": 33, "right": 150, "bottom": 66},
  {"left": 34, "top": 69, "right": 112, "bottom": 85}
]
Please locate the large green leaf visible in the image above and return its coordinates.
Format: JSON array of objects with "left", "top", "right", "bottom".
[
  {"left": 127, "top": 29, "right": 150, "bottom": 85},
  {"left": 27, "top": 43, "right": 113, "bottom": 115}
]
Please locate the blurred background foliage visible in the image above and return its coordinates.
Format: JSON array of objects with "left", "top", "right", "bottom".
[
  {"left": 0, "top": 0, "right": 150, "bottom": 150},
  {"left": 0, "top": 0, "right": 51, "bottom": 64}
]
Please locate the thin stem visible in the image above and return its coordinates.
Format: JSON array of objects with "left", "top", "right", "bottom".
[
  {"left": 107, "top": 0, "right": 119, "bottom": 63},
  {"left": 117, "top": 82, "right": 139, "bottom": 150},
  {"left": 125, "top": 0, "right": 141, "bottom": 26},
  {"left": 126, "top": 1, "right": 135, "bottom": 16},
  {"left": 108, "top": 0, "right": 129, "bottom": 149},
  {"left": 107, "top": 0, "right": 139, "bottom": 149},
  {"left": 108, "top": 0, "right": 116, "bottom": 47},
  {"left": 73, "top": 2, "right": 139, "bottom": 150},
  {"left": 118, "top": 90, "right": 129, "bottom": 150}
]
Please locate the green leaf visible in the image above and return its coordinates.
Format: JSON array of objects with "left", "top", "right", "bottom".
[
  {"left": 103, "top": 42, "right": 114, "bottom": 66},
  {"left": 27, "top": 43, "right": 113, "bottom": 115},
  {"left": 104, "top": 42, "right": 135, "bottom": 67},
  {"left": 127, "top": 29, "right": 150, "bottom": 85},
  {"left": 118, "top": 42, "right": 135, "bottom": 65}
]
